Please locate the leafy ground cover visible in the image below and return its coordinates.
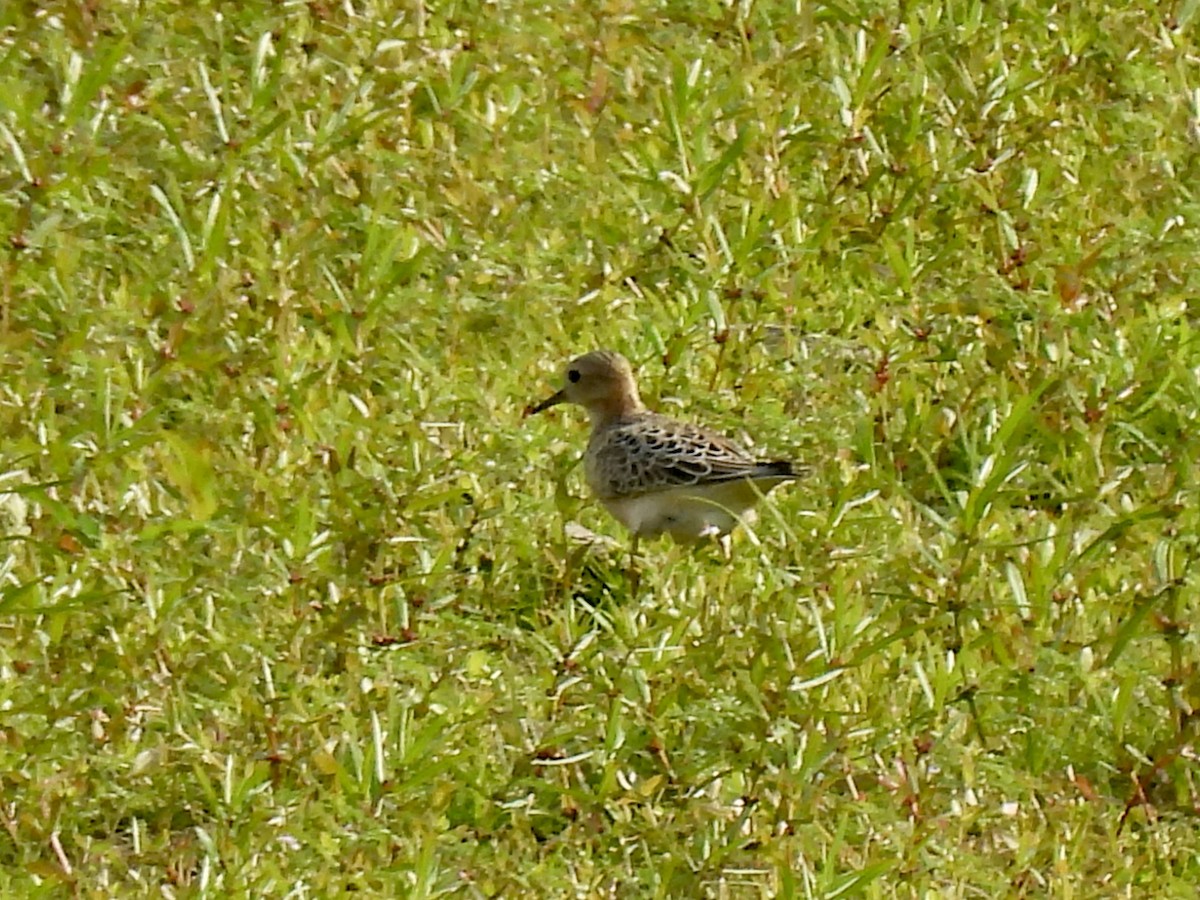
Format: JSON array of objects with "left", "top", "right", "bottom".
[{"left": 2, "top": 0, "right": 1199, "bottom": 895}]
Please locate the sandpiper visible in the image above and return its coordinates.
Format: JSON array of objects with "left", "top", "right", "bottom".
[{"left": 528, "top": 350, "right": 797, "bottom": 545}]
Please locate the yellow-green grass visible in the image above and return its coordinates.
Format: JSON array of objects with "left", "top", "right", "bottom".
[{"left": 1, "top": 1, "right": 1198, "bottom": 895}]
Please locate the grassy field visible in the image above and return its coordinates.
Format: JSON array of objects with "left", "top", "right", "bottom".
[{"left": 2, "top": 0, "right": 1199, "bottom": 895}]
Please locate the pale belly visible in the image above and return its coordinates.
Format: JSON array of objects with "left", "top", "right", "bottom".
[{"left": 601, "top": 481, "right": 770, "bottom": 542}]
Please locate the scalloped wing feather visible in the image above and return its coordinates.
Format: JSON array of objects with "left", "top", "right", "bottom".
[{"left": 587, "top": 414, "right": 792, "bottom": 499}]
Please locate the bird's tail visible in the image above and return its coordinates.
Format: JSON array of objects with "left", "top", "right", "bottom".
[{"left": 757, "top": 460, "right": 802, "bottom": 480}]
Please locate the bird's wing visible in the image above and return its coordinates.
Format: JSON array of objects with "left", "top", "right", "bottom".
[{"left": 591, "top": 415, "right": 791, "bottom": 498}]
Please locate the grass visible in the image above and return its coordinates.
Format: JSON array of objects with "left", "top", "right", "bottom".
[{"left": 2, "top": 0, "right": 1199, "bottom": 895}]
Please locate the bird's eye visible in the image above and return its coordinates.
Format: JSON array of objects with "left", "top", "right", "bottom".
[{"left": 568, "top": 369, "right": 581, "bottom": 383}]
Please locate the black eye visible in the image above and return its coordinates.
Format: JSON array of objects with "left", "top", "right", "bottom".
[{"left": 568, "top": 369, "right": 581, "bottom": 383}]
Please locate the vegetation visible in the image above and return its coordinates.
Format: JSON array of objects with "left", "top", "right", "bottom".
[{"left": 2, "top": 0, "right": 1198, "bottom": 895}]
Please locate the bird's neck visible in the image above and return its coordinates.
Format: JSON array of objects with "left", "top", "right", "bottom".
[{"left": 588, "top": 392, "right": 645, "bottom": 427}]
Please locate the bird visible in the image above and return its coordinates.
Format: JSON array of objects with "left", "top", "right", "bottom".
[{"left": 527, "top": 350, "right": 797, "bottom": 552}]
